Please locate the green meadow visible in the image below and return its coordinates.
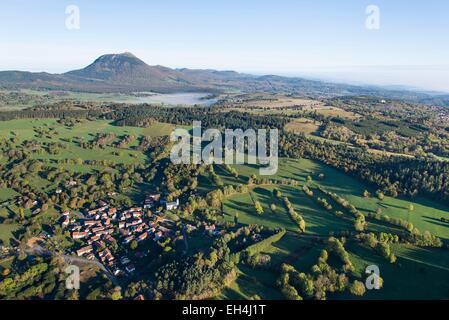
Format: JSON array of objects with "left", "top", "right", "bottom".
[
  {"left": 0, "top": 119, "right": 179, "bottom": 212},
  {"left": 217, "top": 158, "right": 449, "bottom": 240},
  {"left": 0, "top": 118, "right": 174, "bottom": 142},
  {"left": 0, "top": 188, "right": 19, "bottom": 203},
  {"left": 341, "top": 243, "right": 449, "bottom": 300},
  {"left": 213, "top": 158, "right": 449, "bottom": 299},
  {"left": 1, "top": 118, "right": 448, "bottom": 299},
  {"left": 0, "top": 119, "right": 175, "bottom": 172},
  {"left": 0, "top": 223, "right": 19, "bottom": 245}
]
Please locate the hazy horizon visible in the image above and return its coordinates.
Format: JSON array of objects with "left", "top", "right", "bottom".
[
  {"left": 2, "top": 52, "right": 448, "bottom": 94},
  {"left": 1, "top": 0, "right": 448, "bottom": 92}
]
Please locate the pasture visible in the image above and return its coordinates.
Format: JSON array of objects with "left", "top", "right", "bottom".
[
  {"left": 214, "top": 158, "right": 449, "bottom": 299},
  {"left": 0, "top": 223, "right": 19, "bottom": 245},
  {"left": 0, "top": 119, "right": 175, "bottom": 170},
  {"left": 0, "top": 118, "right": 178, "bottom": 211},
  {"left": 217, "top": 158, "right": 449, "bottom": 240}
]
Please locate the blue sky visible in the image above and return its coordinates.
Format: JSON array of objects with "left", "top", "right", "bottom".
[{"left": 1, "top": 0, "right": 448, "bottom": 91}]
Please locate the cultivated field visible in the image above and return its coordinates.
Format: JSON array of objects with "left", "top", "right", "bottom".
[
  {"left": 284, "top": 118, "right": 321, "bottom": 135},
  {"left": 220, "top": 93, "right": 360, "bottom": 119}
]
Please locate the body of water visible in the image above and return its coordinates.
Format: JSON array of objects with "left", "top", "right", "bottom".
[{"left": 130, "top": 92, "right": 217, "bottom": 106}]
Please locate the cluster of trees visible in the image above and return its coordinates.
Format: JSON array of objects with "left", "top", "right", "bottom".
[
  {"left": 137, "top": 135, "right": 170, "bottom": 159},
  {"left": 0, "top": 262, "right": 49, "bottom": 298},
  {"left": 326, "top": 96, "right": 447, "bottom": 127},
  {"left": 0, "top": 90, "right": 55, "bottom": 107},
  {"left": 3, "top": 101, "right": 449, "bottom": 205},
  {"left": 358, "top": 233, "right": 398, "bottom": 263},
  {"left": 321, "top": 123, "right": 356, "bottom": 143},
  {"left": 317, "top": 187, "right": 367, "bottom": 231},
  {"left": 83, "top": 133, "right": 117, "bottom": 149},
  {"left": 240, "top": 229, "right": 286, "bottom": 259},
  {"left": 280, "top": 132, "right": 449, "bottom": 202},
  {"left": 254, "top": 201, "right": 264, "bottom": 214},
  {"left": 249, "top": 176, "right": 300, "bottom": 188},
  {"left": 0, "top": 256, "right": 85, "bottom": 300},
  {"left": 163, "top": 163, "right": 200, "bottom": 202},
  {"left": 277, "top": 234, "right": 389, "bottom": 300},
  {"left": 282, "top": 197, "right": 306, "bottom": 233},
  {"left": 315, "top": 197, "right": 333, "bottom": 211},
  {"left": 323, "top": 96, "right": 449, "bottom": 157},
  {"left": 246, "top": 253, "right": 271, "bottom": 269},
  {"left": 317, "top": 187, "right": 443, "bottom": 248},
  {"left": 223, "top": 164, "right": 239, "bottom": 178},
  {"left": 277, "top": 264, "right": 304, "bottom": 300},
  {"left": 153, "top": 241, "right": 237, "bottom": 300},
  {"left": 407, "top": 230, "right": 443, "bottom": 248},
  {"left": 208, "top": 165, "right": 224, "bottom": 187},
  {"left": 326, "top": 237, "right": 355, "bottom": 273},
  {"left": 115, "top": 134, "right": 136, "bottom": 149},
  {"left": 216, "top": 225, "right": 270, "bottom": 253},
  {"left": 161, "top": 224, "right": 283, "bottom": 289},
  {"left": 302, "top": 185, "right": 314, "bottom": 197},
  {"left": 110, "top": 105, "right": 288, "bottom": 132},
  {"left": 324, "top": 122, "right": 449, "bottom": 158},
  {"left": 277, "top": 250, "right": 350, "bottom": 300},
  {"left": 200, "top": 173, "right": 299, "bottom": 215},
  {"left": 185, "top": 182, "right": 250, "bottom": 217},
  {"left": 0, "top": 108, "right": 103, "bottom": 122}
]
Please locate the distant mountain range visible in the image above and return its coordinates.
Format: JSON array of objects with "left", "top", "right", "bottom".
[{"left": 0, "top": 52, "right": 448, "bottom": 106}]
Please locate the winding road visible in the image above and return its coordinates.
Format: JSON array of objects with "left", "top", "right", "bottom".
[{"left": 26, "top": 243, "right": 121, "bottom": 288}]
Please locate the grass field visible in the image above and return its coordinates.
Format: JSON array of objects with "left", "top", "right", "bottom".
[
  {"left": 220, "top": 265, "right": 284, "bottom": 300},
  {"left": 0, "top": 118, "right": 179, "bottom": 218},
  {"left": 1, "top": 118, "right": 448, "bottom": 299},
  {"left": 0, "top": 223, "right": 19, "bottom": 245},
  {"left": 221, "top": 231, "right": 448, "bottom": 300},
  {"left": 0, "top": 188, "right": 19, "bottom": 203},
  {"left": 0, "top": 118, "right": 174, "bottom": 141},
  {"left": 0, "top": 119, "right": 176, "bottom": 173},
  {"left": 342, "top": 243, "right": 449, "bottom": 300},
  {"left": 213, "top": 158, "right": 449, "bottom": 299},
  {"left": 223, "top": 185, "right": 354, "bottom": 235},
  {"left": 218, "top": 158, "right": 449, "bottom": 240},
  {"left": 221, "top": 234, "right": 332, "bottom": 300}
]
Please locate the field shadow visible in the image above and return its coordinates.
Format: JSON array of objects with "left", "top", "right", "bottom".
[
  {"left": 383, "top": 203, "right": 408, "bottom": 210},
  {"left": 414, "top": 197, "right": 449, "bottom": 213},
  {"left": 423, "top": 216, "right": 449, "bottom": 229},
  {"left": 219, "top": 287, "right": 245, "bottom": 300}
]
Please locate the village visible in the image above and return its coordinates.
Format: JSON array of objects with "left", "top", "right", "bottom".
[{"left": 60, "top": 194, "right": 181, "bottom": 278}]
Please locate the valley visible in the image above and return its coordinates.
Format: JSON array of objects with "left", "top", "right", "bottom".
[
  {"left": 0, "top": 89, "right": 217, "bottom": 110},
  {"left": 2, "top": 0, "right": 449, "bottom": 313},
  {"left": 0, "top": 86, "right": 448, "bottom": 300}
]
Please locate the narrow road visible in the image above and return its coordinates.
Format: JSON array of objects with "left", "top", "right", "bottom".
[
  {"left": 26, "top": 244, "right": 120, "bottom": 288},
  {"left": 63, "top": 255, "right": 121, "bottom": 288}
]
